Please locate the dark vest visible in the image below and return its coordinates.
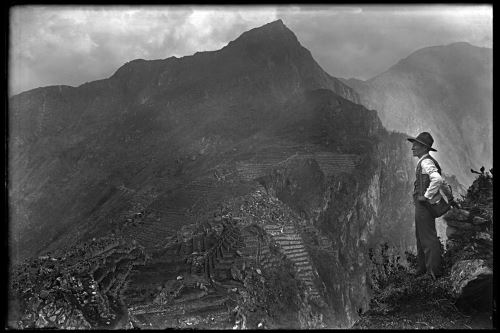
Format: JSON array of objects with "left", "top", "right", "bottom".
[{"left": 413, "top": 155, "right": 442, "bottom": 200}]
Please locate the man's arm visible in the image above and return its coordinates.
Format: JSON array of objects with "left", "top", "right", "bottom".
[{"left": 421, "top": 159, "right": 443, "bottom": 199}]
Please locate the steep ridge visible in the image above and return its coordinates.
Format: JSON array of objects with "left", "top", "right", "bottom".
[
  {"left": 342, "top": 42, "right": 492, "bottom": 187},
  {"left": 9, "top": 20, "right": 417, "bottom": 329}
]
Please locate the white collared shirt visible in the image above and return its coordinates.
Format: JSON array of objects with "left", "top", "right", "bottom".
[{"left": 417, "top": 153, "right": 444, "bottom": 200}]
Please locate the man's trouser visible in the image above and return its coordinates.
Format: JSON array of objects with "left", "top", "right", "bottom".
[{"left": 415, "top": 201, "right": 442, "bottom": 276}]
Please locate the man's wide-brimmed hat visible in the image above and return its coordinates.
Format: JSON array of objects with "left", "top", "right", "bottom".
[{"left": 407, "top": 132, "right": 437, "bottom": 152}]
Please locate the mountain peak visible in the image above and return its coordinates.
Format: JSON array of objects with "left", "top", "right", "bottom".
[
  {"left": 247, "top": 19, "right": 287, "bottom": 32},
  {"left": 265, "top": 18, "right": 285, "bottom": 26},
  {"left": 247, "top": 18, "right": 290, "bottom": 35},
  {"left": 225, "top": 19, "right": 299, "bottom": 49},
  {"left": 105, "top": 17, "right": 359, "bottom": 106}
]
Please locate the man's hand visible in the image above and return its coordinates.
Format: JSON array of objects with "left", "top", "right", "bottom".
[{"left": 417, "top": 195, "right": 428, "bottom": 202}]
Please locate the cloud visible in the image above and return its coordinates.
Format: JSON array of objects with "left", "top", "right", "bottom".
[
  {"left": 9, "top": 5, "right": 491, "bottom": 95},
  {"left": 9, "top": 5, "right": 277, "bottom": 95},
  {"left": 277, "top": 5, "right": 492, "bottom": 80}
]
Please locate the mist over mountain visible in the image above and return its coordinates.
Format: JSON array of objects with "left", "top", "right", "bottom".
[
  {"left": 342, "top": 42, "right": 492, "bottom": 187},
  {"left": 9, "top": 20, "right": 416, "bottom": 329}
]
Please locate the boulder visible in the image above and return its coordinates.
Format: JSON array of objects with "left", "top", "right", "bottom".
[{"left": 449, "top": 259, "right": 492, "bottom": 311}]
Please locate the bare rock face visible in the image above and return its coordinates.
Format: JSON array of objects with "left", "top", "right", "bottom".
[{"left": 372, "top": 132, "right": 415, "bottom": 252}]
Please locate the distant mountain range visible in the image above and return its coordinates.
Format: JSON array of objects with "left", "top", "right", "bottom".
[{"left": 342, "top": 42, "right": 492, "bottom": 187}]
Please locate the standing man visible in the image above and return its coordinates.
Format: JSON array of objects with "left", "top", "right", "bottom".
[{"left": 407, "top": 132, "right": 443, "bottom": 279}]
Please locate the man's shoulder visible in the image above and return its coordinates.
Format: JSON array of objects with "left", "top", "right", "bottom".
[
  {"left": 421, "top": 156, "right": 440, "bottom": 173},
  {"left": 421, "top": 156, "right": 438, "bottom": 164},
  {"left": 418, "top": 155, "right": 436, "bottom": 167}
]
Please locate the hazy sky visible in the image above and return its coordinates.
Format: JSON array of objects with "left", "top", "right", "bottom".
[{"left": 9, "top": 5, "right": 492, "bottom": 96}]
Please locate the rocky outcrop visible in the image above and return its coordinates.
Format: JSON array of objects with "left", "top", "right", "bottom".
[
  {"left": 448, "top": 259, "right": 492, "bottom": 310},
  {"left": 442, "top": 171, "right": 493, "bottom": 311}
]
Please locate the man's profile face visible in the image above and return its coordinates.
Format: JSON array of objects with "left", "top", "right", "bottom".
[{"left": 411, "top": 141, "right": 428, "bottom": 157}]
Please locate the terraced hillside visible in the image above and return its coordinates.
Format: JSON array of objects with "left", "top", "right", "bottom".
[
  {"left": 236, "top": 151, "right": 359, "bottom": 181},
  {"left": 120, "top": 212, "right": 312, "bottom": 329}
]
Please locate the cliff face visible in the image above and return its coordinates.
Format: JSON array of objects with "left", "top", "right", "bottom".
[
  {"left": 343, "top": 42, "right": 492, "bottom": 187},
  {"left": 251, "top": 96, "right": 415, "bottom": 327},
  {"left": 9, "top": 20, "right": 416, "bottom": 329},
  {"left": 374, "top": 132, "right": 416, "bottom": 251}
]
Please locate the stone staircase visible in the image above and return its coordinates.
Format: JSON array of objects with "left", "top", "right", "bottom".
[{"left": 262, "top": 224, "right": 327, "bottom": 307}]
